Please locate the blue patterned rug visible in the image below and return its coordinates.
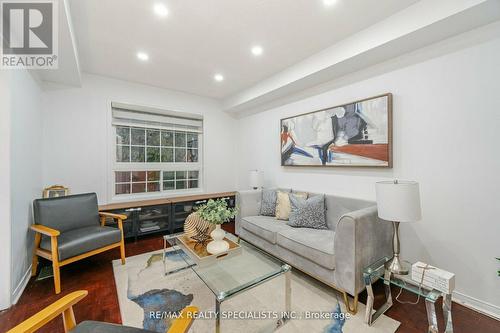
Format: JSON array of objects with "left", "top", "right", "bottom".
[{"left": 113, "top": 249, "right": 399, "bottom": 333}]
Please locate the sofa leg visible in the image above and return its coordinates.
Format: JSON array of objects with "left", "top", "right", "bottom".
[{"left": 343, "top": 292, "right": 358, "bottom": 314}]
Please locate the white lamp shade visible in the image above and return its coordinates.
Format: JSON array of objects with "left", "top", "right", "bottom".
[
  {"left": 249, "top": 170, "right": 263, "bottom": 189},
  {"left": 376, "top": 180, "right": 422, "bottom": 222}
]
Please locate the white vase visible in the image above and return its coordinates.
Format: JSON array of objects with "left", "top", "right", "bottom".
[{"left": 206, "top": 224, "right": 229, "bottom": 254}]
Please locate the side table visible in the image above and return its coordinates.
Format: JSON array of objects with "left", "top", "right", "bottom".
[{"left": 364, "top": 257, "right": 453, "bottom": 333}]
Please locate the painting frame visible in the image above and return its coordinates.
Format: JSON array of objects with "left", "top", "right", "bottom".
[
  {"left": 42, "top": 185, "right": 69, "bottom": 198},
  {"left": 280, "top": 93, "right": 393, "bottom": 168}
]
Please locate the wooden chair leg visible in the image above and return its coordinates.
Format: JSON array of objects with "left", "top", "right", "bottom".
[
  {"left": 62, "top": 306, "right": 77, "bottom": 333},
  {"left": 120, "top": 239, "right": 126, "bottom": 265},
  {"left": 50, "top": 236, "right": 61, "bottom": 294},
  {"left": 53, "top": 262, "right": 61, "bottom": 294},
  {"left": 31, "top": 233, "right": 42, "bottom": 277}
]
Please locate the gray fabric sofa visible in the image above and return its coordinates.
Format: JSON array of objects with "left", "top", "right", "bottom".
[{"left": 236, "top": 189, "right": 393, "bottom": 311}]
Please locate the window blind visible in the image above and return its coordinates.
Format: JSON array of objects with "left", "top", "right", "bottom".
[{"left": 111, "top": 102, "right": 203, "bottom": 133}]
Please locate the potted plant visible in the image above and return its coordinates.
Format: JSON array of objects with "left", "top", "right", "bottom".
[
  {"left": 497, "top": 258, "right": 500, "bottom": 276},
  {"left": 196, "top": 199, "right": 237, "bottom": 254}
]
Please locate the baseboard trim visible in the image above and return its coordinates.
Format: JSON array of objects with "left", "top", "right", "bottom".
[
  {"left": 453, "top": 290, "right": 500, "bottom": 320},
  {"left": 12, "top": 265, "right": 31, "bottom": 305}
]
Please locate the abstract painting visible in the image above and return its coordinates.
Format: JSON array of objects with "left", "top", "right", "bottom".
[{"left": 281, "top": 93, "right": 392, "bottom": 167}]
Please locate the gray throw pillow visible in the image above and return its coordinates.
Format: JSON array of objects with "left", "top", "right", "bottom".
[
  {"left": 260, "top": 189, "right": 277, "bottom": 216},
  {"left": 287, "top": 194, "right": 328, "bottom": 229}
]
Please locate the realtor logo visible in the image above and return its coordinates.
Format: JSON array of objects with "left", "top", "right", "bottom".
[{"left": 1, "top": 0, "right": 58, "bottom": 68}]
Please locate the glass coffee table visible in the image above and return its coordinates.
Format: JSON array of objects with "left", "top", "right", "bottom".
[
  {"left": 364, "top": 257, "right": 453, "bottom": 333},
  {"left": 163, "top": 233, "right": 291, "bottom": 333}
]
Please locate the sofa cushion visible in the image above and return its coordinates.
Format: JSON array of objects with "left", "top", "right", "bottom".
[
  {"left": 72, "top": 321, "right": 154, "bottom": 333},
  {"left": 241, "top": 216, "right": 292, "bottom": 244},
  {"left": 288, "top": 194, "right": 328, "bottom": 230},
  {"left": 277, "top": 228, "right": 335, "bottom": 269},
  {"left": 40, "top": 226, "right": 122, "bottom": 261},
  {"left": 275, "top": 191, "right": 307, "bottom": 221},
  {"left": 260, "top": 189, "right": 277, "bottom": 216}
]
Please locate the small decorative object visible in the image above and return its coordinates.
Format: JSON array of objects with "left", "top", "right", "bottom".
[
  {"left": 190, "top": 226, "right": 211, "bottom": 249},
  {"left": 42, "top": 185, "right": 69, "bottom": 198},
  {"left": 184, "top": 212, "right": 214, "bottom": 238},
  {"left": 497, "top": 258, "right": 500, "bottom": 276},
  {"left": 208, "top": 225, "right": 228, "bottom": 254},
  {"left": 376, "top": 180, "right": 421, "bottom": 275},
  {"left": 281, "top": 93, "right": 392, "bottom": 167},
  {"left": 196, "top": 199, "right": 237, "bottom": 255},
  {"left": 176, "top": 234, "right": 242, "bottom": 266},
  {"left": 249, "top": 170, "right": 264, "bottom": 190}
]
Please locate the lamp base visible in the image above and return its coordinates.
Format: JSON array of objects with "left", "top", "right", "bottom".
[{"left": 385, "top": 254, "right": 409, "bottom": 275}]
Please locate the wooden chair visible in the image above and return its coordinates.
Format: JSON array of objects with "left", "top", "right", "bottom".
[
  {"left": 6, "top": 290, "right": 199, "bottom": 333},
  {"left": 31, "top": 193, "right": 127, "bottom": 294}
]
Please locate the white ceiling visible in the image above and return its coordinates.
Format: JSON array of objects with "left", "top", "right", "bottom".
[{"left": 68, "top": 0, "right": 419, "bottom": 99}]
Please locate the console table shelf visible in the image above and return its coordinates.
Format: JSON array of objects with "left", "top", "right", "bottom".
[{"left": 99, "top": 191, "right": 236, "bottom": 241}]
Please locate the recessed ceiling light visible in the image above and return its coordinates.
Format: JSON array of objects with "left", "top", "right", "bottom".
[
  {"left": 251, "top": 45, "right": 264, "bottom": 56},
  {"left": 137, "top": 52, "right": 149, "bottom": 61},
  {"left": 214, "top": 74, "right": 224, "bottom": 82},
  {"left": 153, "top": 3, "right": 169, "bottom": 17},
  {"left": 323, "top": 0, "right": 338, "bottom": 7}
]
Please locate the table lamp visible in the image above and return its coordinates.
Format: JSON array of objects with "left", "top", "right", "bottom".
[
  {"left": 376, "top": 180, "right": 421, "bottom": 275},
  {"left": 249, "top": 170, "right": 263, "bottom": 190}
]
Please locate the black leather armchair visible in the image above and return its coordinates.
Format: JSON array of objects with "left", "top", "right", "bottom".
[{"left": 31, "top": 193, "right": 127, "bottom": 294}]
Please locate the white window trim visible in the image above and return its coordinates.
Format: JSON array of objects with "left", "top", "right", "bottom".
[{"left": 106, "top": 101, "right": 205, "bottom": 203}]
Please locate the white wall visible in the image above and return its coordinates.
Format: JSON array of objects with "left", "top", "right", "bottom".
[
  {"left": 42, "top": 74, "right": 237, "bottom": 204},
  {"left": 0, "top": 69, "right": 43, "bottom": 309},
  {"left": 236, "top": 37, "right": 500, "bottom": 316},
  {"left": 0, "top": 71, "right": 13, "bottom": 310},
  {"left": 10, "top": 70, "right": 43, "bottom": 302}
]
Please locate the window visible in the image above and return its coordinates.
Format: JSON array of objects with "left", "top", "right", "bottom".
[{"left": 111, "top": 103, "right": 202, "bottom": 197}]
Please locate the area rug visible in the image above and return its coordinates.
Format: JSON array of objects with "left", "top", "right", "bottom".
[{"left": 113, "top": 249, "right": 400, "bottom": 333}]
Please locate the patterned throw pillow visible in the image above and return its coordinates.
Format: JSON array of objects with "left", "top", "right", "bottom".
[
  {"left": 275, "top": 191, "right": 307, "bottom": 220},
  {"left": 260, "top": 189, "right": 277, "bottom": 216},
  {"left": 287, "top": 194, "right": 328, "bottom": 229}
]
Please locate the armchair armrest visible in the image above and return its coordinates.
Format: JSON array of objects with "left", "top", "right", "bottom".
[
  {"left": 99, "top": 211, "right": 127, "bottom": 229},
  {"left": 7, "top": 290, "right": 88, "bottom": 333},
  {"left": 30, "top": 224, "right": 60, "bottom": 237},
  {"left": 168, "top": 306, "right": 199, "bottom": 333},
  {"left": 98, "top": 212, "right": 127, "bottom": 220},
  {"left": 333, "top": 206, "right": 393, "bottom": 296},
  {"left": 235, "top": 190, "right": 262, "bottom": 235}
]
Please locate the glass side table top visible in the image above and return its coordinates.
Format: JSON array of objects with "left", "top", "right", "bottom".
[
  {"left": 364, "top": 256, "right": 442, "bottom": 301},
  {"left": 164, "top": 233, "right": 291, "bottom": 301}
]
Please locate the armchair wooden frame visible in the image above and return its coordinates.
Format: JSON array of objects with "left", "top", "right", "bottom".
[
  {"left": 31, "top": 212, "right": 127, "bottom": 294},
  {"left": 6, "top": 290, "right": 199, "bottom": 333}
]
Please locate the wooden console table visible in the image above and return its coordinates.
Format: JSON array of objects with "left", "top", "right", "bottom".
[{"left": 99, "top": 192, "right": 236, "bottom": 241}]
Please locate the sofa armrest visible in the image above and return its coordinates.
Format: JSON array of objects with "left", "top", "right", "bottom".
[
  {"left": 235, "top": 190, "right": 262, "bottom": 235},
  {"left": 333, "top": 206, "right": 393, "bottom": 296}
]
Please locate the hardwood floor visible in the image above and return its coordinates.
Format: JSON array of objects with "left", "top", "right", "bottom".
[{"left": 1, "top": 222, "right": 498, "bottom": 333}]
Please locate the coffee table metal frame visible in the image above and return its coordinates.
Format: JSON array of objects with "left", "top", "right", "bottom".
[
  {"left": 163, "top": 233, "right": 291, "bottom": 333},
  {"left": 364, "top": 257, "right": 453, "bottom": 333}
]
